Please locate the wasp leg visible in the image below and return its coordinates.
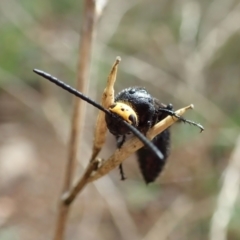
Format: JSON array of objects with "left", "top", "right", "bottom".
[
  {"left": 159, "top": 107, "right": 204, "bottom": 132},
  {"left": 116, "top": 135, "right": 126, "bottom": 148},
  {"left": 119, "top": 164, "right": 126, "bottom": 180},
  {"left": 116, "top": 135, "right": 127, "bottom": 180},
  {"left": 90, "top": 57, "right": 121, "bottom": 161}
]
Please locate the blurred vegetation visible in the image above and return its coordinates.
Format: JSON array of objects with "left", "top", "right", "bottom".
[{"left": 0, "top": 0, "right": 240, "bottom": 240}]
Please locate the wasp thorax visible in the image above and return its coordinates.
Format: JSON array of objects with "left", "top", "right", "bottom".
[{"left": 109, "top": 102, "right": 138, "bottom": 126}]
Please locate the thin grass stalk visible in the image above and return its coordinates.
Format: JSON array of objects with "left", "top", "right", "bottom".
[{"left": 53, "top": 1, "right": 97, "bottom": 239}]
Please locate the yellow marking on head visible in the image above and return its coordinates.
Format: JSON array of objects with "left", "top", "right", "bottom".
[{"left": 109, "top": 102, "right": 138, "bottom": 126}]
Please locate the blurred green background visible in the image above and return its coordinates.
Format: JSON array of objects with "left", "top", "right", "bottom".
[{"left": 0, "top": 0, "right": 240, "bottom": 239}]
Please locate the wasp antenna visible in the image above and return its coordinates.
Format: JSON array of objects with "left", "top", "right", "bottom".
[
  {"left": 33, "top": 69, "right": 110, "bottom": 115},
  {"left": 122, "top": 121, "right": 164, "bottom": 160}
]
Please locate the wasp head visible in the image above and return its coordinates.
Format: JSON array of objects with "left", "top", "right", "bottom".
[{"left": 105, "top": 102, "right": 138, "bottom": 136}]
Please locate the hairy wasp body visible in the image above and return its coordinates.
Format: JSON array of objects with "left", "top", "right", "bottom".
[{"left": 106, "top": 87, "right": 173, "bottom": 183}]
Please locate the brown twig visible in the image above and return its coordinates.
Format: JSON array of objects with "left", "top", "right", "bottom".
[
  {"left": 63, "top": 158, "right": 100, "bottom": 205},
  {"left": 90, "top": 57, "right": 121, "bottom": 161},
  {"left": 53, "top": 1, "right": 97, "bottom": 240}
]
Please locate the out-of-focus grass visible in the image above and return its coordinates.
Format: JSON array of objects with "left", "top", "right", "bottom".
[{"left": 0, "top": 0, "right": 240, "bottom": 239}]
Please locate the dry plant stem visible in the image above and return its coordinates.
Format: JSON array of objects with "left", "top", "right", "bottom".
[
  {"left": 64, "top": 159, "right": 100, "bottom": 205},
  {"left": 91, "top": 57, "right": 121, "bottom": 161},
  {"left": 63, "top": 105, "right": 193, "bottom": 205},
  {"left": 54, "top": 1, "right": 97, "bottom": 240},
  {"left": 88, "top": 104, "right": 193, "bottom": 182}
]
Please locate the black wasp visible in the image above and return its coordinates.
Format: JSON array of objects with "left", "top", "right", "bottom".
[
  {"left": 106, "top": 87, "right": 200, "bottom": 183},
  {"left": 33, "top": 63, "right": 204, "bottom": 184}
]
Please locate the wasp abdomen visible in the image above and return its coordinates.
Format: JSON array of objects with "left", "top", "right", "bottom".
[{"left": 137, "top": 129, "right": 171, "bottom": 184}]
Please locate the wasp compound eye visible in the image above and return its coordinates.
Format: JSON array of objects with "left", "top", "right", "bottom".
[
  {"left": 128, "top": 114, "right": 137, "bottom": 126},
  {"left": 109, "top": 102, "right": 138, "bottom": 126}
]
